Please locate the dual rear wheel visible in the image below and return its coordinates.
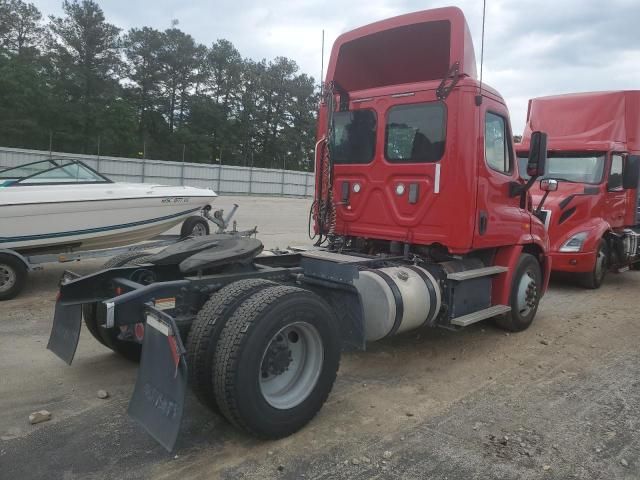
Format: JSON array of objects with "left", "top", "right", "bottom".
[{"left": 188, "top": 281, "right": 341, "bottom": 438}]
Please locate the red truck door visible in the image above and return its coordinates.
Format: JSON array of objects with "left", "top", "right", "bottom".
[
  {"left": 605, "top": 153, "right": 627, "bottom": 228},
  {"left": 472, "top": 104, "right": 529, "bottom": 248}
]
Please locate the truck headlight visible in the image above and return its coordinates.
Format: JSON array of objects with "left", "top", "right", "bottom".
[{"left": 559, "top": 232, "right": 588, "bottom": 252}]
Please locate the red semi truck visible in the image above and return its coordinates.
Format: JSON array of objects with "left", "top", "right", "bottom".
[
  {"left": 48, "top": 7, "right": 551, "bottom": 450},
  {"left": 517, "top": 91, "right": 640, "bottom": 288}
]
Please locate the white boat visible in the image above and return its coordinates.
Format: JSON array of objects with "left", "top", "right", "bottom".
[{"left": 0, "top": 159, "right": 217, "bottom": 252}]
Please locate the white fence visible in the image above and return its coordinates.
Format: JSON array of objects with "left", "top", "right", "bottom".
[{"left": 0, "top": 146, "right": 315, "bottom": 197}]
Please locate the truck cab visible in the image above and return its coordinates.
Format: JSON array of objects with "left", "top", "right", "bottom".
[
  {"left": 314, "top": 6, "right": 551, "bottom": 309},
  {"left": 516, "top": 91, "right": 640, "bottom": 288}
]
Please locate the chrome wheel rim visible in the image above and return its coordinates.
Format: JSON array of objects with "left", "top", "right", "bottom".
[
  {"left": 259, "top": 322, "right": 323, "bottom": 410},
  {"left": 0, "top": 264, "right": 16, "bottom": 293},
  {"left": 516, "top": 270, "right": 537, "bottom": 317},
  {"left": 191, "top": 222, "right": 208, "bottom": 236}
]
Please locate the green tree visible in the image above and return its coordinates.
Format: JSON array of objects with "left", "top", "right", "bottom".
[
  {"left": 159, "top": 28, "right": 203, "bottom": 133},
  {"left": 123, "top": 27, "right": 166, "bottom": 139},
  {"left": 0, "top": 1, "right": 319, "bottom": 170},
  {"left": 48, "top": 0, "right": 126, "bottom": 152}
]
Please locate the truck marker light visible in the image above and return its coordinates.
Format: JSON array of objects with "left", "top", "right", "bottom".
[
  {"left": 134, "top": 323, "right": 145, "bottom": 342},
  {"left": 353, "top": 183, "right": 361, "bottom": 193},
  {"left": 559, "top": 232, "right": 588, "bottom": 252},
  {"left": 396, "top": 184, "right": 406, "bottom": 195}
]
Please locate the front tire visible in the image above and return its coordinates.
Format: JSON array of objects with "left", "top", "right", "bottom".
[
  {"left": 494, "top": 253, "right": 542, "bottom": 332},
  {"left": 213, "top": 285, "right": 341, "bottom": 438},
  {"left": 579, "top": 240, "right": 608, "bottom": 289},
  {"left": 0, "top": 254, "right": 28, "bottom": 301}
]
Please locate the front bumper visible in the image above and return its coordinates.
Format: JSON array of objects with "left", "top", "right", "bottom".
[{"left": 549, "top": 250, "right": 596, "bottom": 273}]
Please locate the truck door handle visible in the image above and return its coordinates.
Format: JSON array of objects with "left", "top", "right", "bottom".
[{"left": 479, "top": 211, "right": 488, "bottom": 235}]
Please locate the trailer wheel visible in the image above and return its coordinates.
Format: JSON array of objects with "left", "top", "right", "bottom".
[
  {"left": 186, "top": 278, "right": 277, "bottom": 411},
  {"left": 0, "top": 253, "right": 28, "bottom": 301},
  {"left": 579, "top": 240, "right": 608, "bottom": 289},
  {"left": 181, "top": 216, "right": 210, "bottom": 238},
  {"left": 213, "top": 285, "right": 340, "bottom": 438},
  {"left": 82, "top": 251, "right": 151, "bottom": 359},
  {"left": 494, "top": 253, "right": 542, "bottom": 332}
]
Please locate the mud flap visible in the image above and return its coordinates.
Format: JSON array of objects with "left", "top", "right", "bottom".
[
  {"left": 128, "top": 308, "right": 187, "bottom": 452},
  {"left": 47, "top": 302, "right": 82, "bottom": 365}
]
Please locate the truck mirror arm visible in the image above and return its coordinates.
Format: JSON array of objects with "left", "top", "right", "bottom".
[
  {"left": 534, "top": 190, "right": 551, "bottom": 217},
  {"left": 508, "top": 175, "right": 537, "bottom": 198}
]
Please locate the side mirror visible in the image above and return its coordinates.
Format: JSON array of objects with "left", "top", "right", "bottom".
[
  {"left": 527, "top": 131, "right": 548, "bottom": 178},
  {"left": 540, "top": 178, "right": 558, "bottom": 192},
  {"left": 623, "top": 155, "right": 640, "bottom": 189}
]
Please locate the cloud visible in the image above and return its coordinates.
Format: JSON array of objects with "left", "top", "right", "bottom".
[{"left": 34, "top": 0, "right": 640, "bottom": 133}]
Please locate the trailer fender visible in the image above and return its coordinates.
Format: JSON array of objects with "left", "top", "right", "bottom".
[{"left": 0, "top": 249, "right": 31, "bottom": 270}]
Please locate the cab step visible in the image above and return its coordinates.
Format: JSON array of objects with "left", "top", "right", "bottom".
[
  {"left": 450, "top": 304, "right": 511, "bottom": 327},
  {"left": 447, "top": 266, "right": 508, "bottom": 281}
]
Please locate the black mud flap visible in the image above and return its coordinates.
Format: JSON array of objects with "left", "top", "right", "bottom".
[
  {"left": 128, "top": 307, "right": 187, "bottom": 452},
  {"left": 47, "top": 301, "right": 82, "bottom": 365}
]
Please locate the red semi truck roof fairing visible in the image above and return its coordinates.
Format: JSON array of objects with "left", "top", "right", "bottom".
[
  {"left": 326, "top": 6, "right": 478, "bottom": 92},
  {"left": 521, "top": 91, "right": 640, "bottom": 151}
]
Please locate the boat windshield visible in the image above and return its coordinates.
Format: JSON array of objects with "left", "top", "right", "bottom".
[
  {"left": 517, "top": 152, "right": 606, "bottom": 184},
  {"left": 0, "top": 160, "right": 111, "bottom": 185},
  {"left": 0, "top": 160, "right": 59, "bottom": 180}
]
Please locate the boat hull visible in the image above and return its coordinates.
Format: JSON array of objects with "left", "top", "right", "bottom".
[{"left": 1, "top": 185, "right": 217, "bottom": 252}]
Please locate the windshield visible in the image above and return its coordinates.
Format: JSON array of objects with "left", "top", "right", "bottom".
[
  {"left": 517, "top": 153, "right": 606, "bottom": 184},
  {"left": 331, "top": 109, "right": 377, "bottom": 164},
  {"left": 0, "top": 159, "right": 59, "bottom": 179},
  {"left": 2, "top": 160, "right": 111, "bottom": 185},
  {"left": 18, "top": 162, "right": 109, "bottom": 184}
]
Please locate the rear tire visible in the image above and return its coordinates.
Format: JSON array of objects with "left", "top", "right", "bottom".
[
  {"left": 186, "top": 279, "right": 277, "bottom": 412},
  {"left": 82, "top": 251, "right": 150, "bottom": 360},
  {"left": 213, "top": 285, "right": 341, "bottom": 438},
  {"left": 181, "top": 216, "right": 210, "bottom": 238},
  {"left": 0, "top": 254, "right": 27, "bottom": 301},
  {"left": 494, "top": 253, "right": 542, "bottom": 332},
  {"left": 579, "top": 240, "right": 608, "bottom": 289}
]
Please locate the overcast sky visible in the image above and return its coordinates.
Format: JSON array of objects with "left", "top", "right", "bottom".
[{"left": 33, "top": 0, "right": 640, "bottom": 134}]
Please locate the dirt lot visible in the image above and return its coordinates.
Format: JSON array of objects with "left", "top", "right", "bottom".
[{"left": 1, "top": 195, "right": 639, "bottom": 479}]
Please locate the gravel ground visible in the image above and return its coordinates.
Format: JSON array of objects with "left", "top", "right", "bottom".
[{"left": 1, "top": 195, "right": 639, "bottom": 479}]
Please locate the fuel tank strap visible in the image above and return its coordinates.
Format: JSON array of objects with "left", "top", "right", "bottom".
[
  {"left": 364, "top": 268, "right": 404, "bottom": 337},
  {"left": 405, "top": 266, "right": 439, "bottom": 327}
]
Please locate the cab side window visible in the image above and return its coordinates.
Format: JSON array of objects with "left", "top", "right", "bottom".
[
  {"left": 485, "top": 112, "right": 511, "bottom": 174},
  {"left": 608, "top": 154, "right": 623, "bottom": 191}
]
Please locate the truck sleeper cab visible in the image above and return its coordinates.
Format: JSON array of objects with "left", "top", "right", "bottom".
[{"left": 517, "top": 91, "right": 640, "bottom": 288}]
